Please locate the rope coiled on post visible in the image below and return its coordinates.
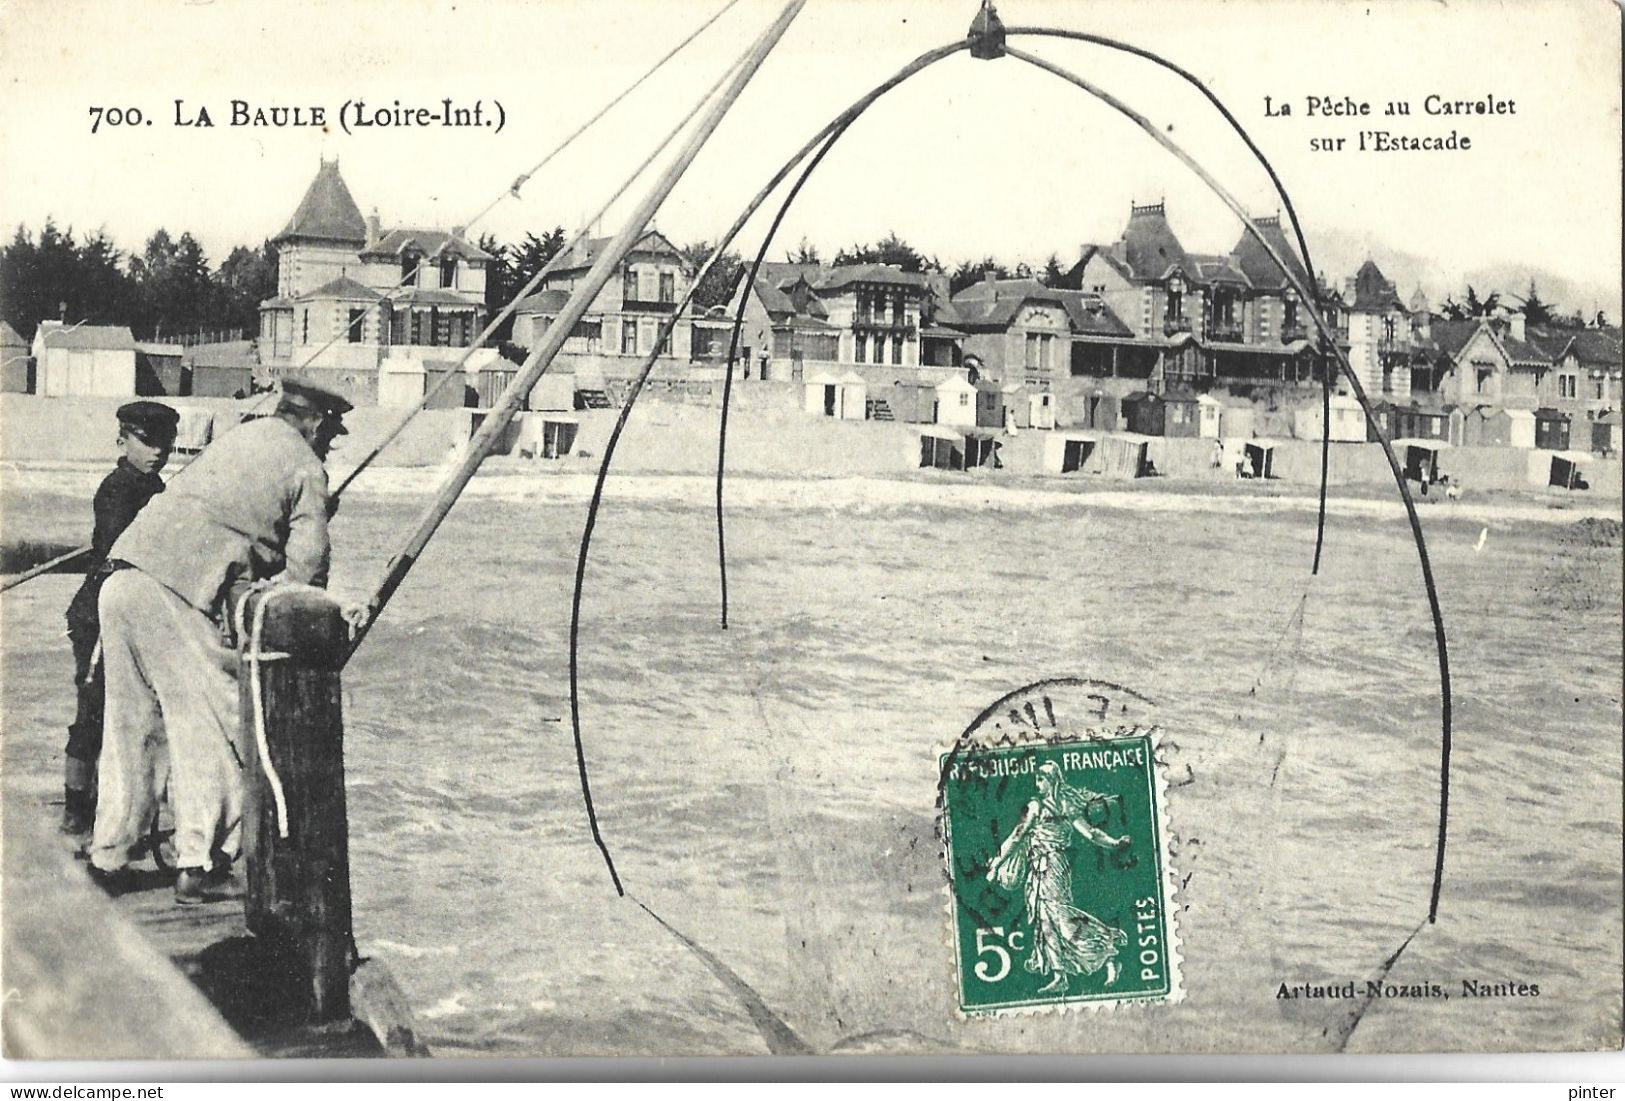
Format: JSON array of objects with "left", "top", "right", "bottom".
[{"left": 233, "top": 581, "right": 321, "bottom": 841}]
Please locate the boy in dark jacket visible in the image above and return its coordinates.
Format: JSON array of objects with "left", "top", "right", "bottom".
[{"left": 61, "top": 400, "right": 178, "bottom": 835}]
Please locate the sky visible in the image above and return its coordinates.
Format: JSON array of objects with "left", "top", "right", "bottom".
[{"left": 0, "top": 0, "right": 1619, "bottom": 309}]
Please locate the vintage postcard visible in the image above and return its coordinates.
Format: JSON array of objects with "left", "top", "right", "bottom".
[{"left": 0, "top": 0, "right": 1620, "bottom": 1064}]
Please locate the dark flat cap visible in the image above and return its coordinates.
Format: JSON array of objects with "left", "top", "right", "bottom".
[
  {"left": 279, "top": 380, "right": 354, "bottom": 418},
  {"left": 116, "top": 400, "right": 180, "bottom": 443}
]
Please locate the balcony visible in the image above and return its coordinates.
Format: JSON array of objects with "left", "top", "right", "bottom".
[
  {"left": 1205, "top": 322, "right": 1243, "bottom": 343},
  {"left": 854, "top": 315, "right": 914, "bottom": 332},
  {"left": 1162, "top": 316, "right": 1192, "bottom": 337},
  {"left": 623, "top": 299, "right": 679, "bottom": 314},
  {"left": 1281, "top": 324, "right": 1308, "bottom": 343}
]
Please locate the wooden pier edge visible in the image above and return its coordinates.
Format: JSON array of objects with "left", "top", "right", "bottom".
[{"left": 240, "top": 586, "right": 431, "bottom": 1057}]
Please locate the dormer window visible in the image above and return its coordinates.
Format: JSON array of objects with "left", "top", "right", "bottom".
[
  {"left": 402, "top": 249, "right": 422, "bottom": 284},
  {"left": 440, "top": 256, "right": 457, "bottom": 289},
  {"left": 1166, "top": 273, "right": 1186, "bottom": 320},
  {"left": 624, "top": 268, "right": 639, "bottom": 303}
]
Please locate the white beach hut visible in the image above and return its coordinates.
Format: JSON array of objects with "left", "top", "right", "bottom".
[
  {"left": 935, "top": 375, "right": 978, "bottom": 429},
  {"left": 804, "top": 370, "right": 841, "bottom": 418},
  {"left": 836, "top": 371, "right": 868, "bottom": 421},
  {"left": 1293, "top": 394, "right": 1366, "bottom": 442},
  {"left": 1196, "top": 394, "right": 1223, "bottom": 439},
  {"left": 378, "top": 357, "right": 427, "bottom": 408}
]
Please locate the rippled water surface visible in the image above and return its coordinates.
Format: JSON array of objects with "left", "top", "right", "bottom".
[{"left": 3, "top": 469, "right": 1620, "bottom": 1055}]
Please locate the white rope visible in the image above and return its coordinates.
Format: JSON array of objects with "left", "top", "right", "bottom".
[{"left": 237, "top": 581, "right": 316, "bottom": 840}]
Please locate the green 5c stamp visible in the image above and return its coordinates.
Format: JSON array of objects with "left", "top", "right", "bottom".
[{"left": 939, "top": 678, "right": 1182, "bottom": 1016}]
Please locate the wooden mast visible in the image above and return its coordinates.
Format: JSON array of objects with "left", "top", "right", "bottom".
[{"left": 347, "top": 0, "right": 806, "bottom": 660}]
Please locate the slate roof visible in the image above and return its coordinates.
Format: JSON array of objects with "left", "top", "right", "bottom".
[
  {"left": 1423, "top": 317, "right": 1480, "bottom": 360},
  {"left": 361, "top": 228, "right": 493, "bottom": 262},
  {"left": 276, "top": 160, "right": 368, "bottom": 246},
  {"left": 948, "top": 279, "right": 1134, "bottom": 338},
  {"left": 1114, "top": 203, "right": 1189, "bottom": 282},
  {"left": 551, "top": 229, "right": 683, "bottom": 273},
  {"left": 1189, "top": 254, "right": 1250, "bottom": 287},
  {"left": 38, "top": 324, "right": 136, "bottom": 351},
  {"left": 814, "top": 264, "right": 932, "bottom": 292},
  {"left": 1527, "top": 324, "right": 1623, "bottom": 368},
  {"left": 1229, "top": 216, "right": 1311, "bottom": 293},
  {"left": 1346, "top": 259, "right": 1405, "bottom": 312},
  {"left": 512, "top": 289, "right": 571, "bottom": 315},
  {"left": 297, "top": 275, "right": 384, "bottom": 302},
  {"left": 0, "top": 320, "right": 25, "bottom": 349},
  {"left": 391, "top": 287, "right": 483, "bottom": 308}
]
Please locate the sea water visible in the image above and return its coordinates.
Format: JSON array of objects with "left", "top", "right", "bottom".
[{"left": 3, "top": 470, "right": 1619, "bottom": 1055}]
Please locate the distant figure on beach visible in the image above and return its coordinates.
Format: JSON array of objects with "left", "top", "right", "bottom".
[
  {"left": 985, "top": 761, "right": 1131, "bottom": 994},
  {"left": 60, "top": 402, "right": 179, "bottom": 836},
  {"left": 1210, "top": 439, "right": 1224, "bottom": 471},
  {"left": 87, "top": 381, "right": 350, "bottom": 904}
]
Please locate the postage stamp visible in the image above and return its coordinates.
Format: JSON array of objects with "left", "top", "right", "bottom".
[{"left": 939, "top": 678, "right": 1182, "bottom": 1016}]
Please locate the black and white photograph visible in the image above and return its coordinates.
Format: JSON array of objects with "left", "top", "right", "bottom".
[{"left": 0, "top": 0, "right": 1620, "bottom": 1070}]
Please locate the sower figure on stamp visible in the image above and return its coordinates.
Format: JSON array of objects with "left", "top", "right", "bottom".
[
  {"left": 986, "top": 761, "right": 1131, "bottom": 995},
  {"left": 61, "top": 401, "right": 179, "bottom": 837},
  {"left": 88, "top": 381, "right": 350, "bottom": 904}
]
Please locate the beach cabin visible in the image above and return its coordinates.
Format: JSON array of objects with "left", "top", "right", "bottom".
[
  {"left": 1242, "top": 439, "right": 1278, "bottom": 480},
  {"left": 1042, "top": 431, "right": 1097, "bottom": 474},
  {"left": 804, "top": 371, "right": 842, "bottom": 418},
  {"left": 1464, "top": 406, "right": 1535, "bottom": 448},
  {"left": 1400, "top": 404, "right": 1453, "bottom": 443},
  {"left": 517, "top": 414, "right": 580, "bottom": 459},
  {"left": 1218, "top": 404, "right": 1255, "bottom": 440},
  {"left": 472, "top": 366, "right": 517, "bottom": 409},
  {"left": 836, "top": 372, "right": 868, "bottom": 421},
  {"left": 1120, "top": 391, "right": 1165, "bottom": 436},
  {"left": 1029, "top": 390, "right": 1056, "bottom": 431},
  {"left": 1545, "top": 450, "right": 1593, "bottom": 490},
  {"left": 1393, "top": 439, "right": 1449, "bottom": 491},
  {"left": 529, "top": 371, "right": 575, "bottom": 413},
  {"left": 135, "top": 344, "right": 186, "bottom": 397},
  {"left": 918, "top": 426, "right": 965, "bottom": 470},
  {"left": 935, "top": 376, "right": 979, "bottom": 428},
  {"left": 963, "top": 430, "right": 1000, "bottom": 468},
  {"left": 1195, "top": 394, "right": 1222, "bottom": 439},
  {"left": 888, "top": 380, "right": 936, "bottom": 424},
  {"left": 1592, "top": 412, "right": 1620, "bottom": 456},
  {"left": 379, "top": 358, "right": 427, "bottom": 408},
  {"left": 35, "top": 323, "right": 137, "bottom": 397},
  {"left": 999, "top": 383, "right": 1028, "bottom": 429},
  {"left": 805, "top": 371, "right": 866, "bottom": 420},
  {"left": 171, "top": 407, "right": 215, "bottom": 457},
  {"left": 1096, "top": 433, "right": 1149, "bottom": 478},
  {"left": 1533, "top": 407, "right": 1570, "bottom": 452},
  {"left": 1293, "top": 394, "right": 1366, "bottom": 442},
  {"left": 1365, "top": 400, "right": 1395, "bottom": 443},
  {"left": 1079, "top": 389, "right": 1118, "bottom": 432},
  {"left": 1162, "top": 390, "right": 1201, "bottom": 439},
  {"left": 0, "top": 320, "right": 29, "bottom": 393}
]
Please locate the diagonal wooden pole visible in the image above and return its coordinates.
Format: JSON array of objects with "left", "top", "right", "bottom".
[{"left": 345, "top": 0, "right": 807, "bottom": 662}]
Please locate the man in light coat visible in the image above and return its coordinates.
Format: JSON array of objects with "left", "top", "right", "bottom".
[{"left": 88, "top": 381, "right": 350, "bottom": 903}]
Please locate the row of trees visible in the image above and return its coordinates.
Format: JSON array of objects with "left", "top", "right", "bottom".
[{"left": 0, "top": 221, "right": 278, "bottom": 343}]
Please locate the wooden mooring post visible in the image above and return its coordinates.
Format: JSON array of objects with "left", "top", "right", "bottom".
[{"left": 238, "top": 586, "right": 354, "bottom": 1024}]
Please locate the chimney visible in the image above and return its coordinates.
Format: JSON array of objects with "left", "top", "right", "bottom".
[
  {"left": 1509, "top": 309, "right": 1525, "bottom": 343},
  {"left": 58, "top": 301, "right": 67, "bottom": 321},
  {"left": 366, "top": 207, "right": 381, "bottom": 249}
]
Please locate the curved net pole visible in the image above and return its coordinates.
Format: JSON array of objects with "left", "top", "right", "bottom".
[
  {"left": 1002, "top": 44, "right": 1452, "bottom": 927},
  {"left": 570, "top": 39, "right": 972, "bottom": 893},
  {"left": 1002, "top": 27, "right": 1335, "bottom": 573}
]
